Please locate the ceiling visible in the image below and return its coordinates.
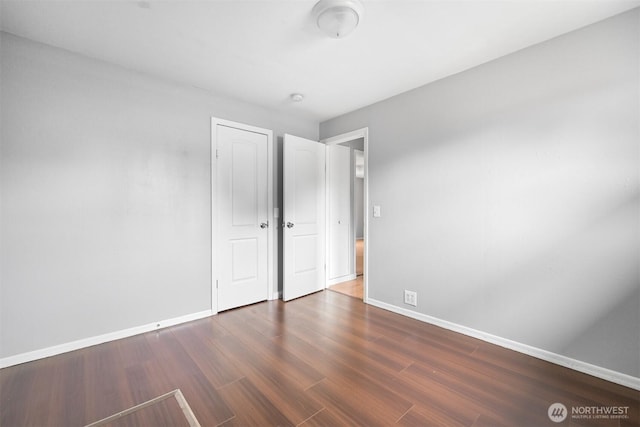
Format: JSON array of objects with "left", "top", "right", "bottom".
[{"left": 1, "top": 0, "right": 638, "bottom": 122}]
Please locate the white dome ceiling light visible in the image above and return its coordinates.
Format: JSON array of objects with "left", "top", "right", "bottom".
[{"left": 312, "top": 0, "right": 364, "bottom": 39}]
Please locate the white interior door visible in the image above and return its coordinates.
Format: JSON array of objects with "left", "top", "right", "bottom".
[
  {"left": 283, "top": 134, "right": 326, "bottom": 301},
  {"left": 327, "top": 144, "right": 353, "bottom": 284},
  {"left": 215, "top": 122, "right": 270, "bottom": 311}
]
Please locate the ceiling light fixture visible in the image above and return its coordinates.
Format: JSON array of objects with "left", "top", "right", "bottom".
[
  {"left": 290, "top": 93, "right": 304, "bottom": 102},
  {"left": 312, "top": 0, "right": 364, "bottom": 39}
]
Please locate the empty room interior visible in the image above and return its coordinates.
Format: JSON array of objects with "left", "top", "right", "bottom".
[{"left": 1, "top": 1, "right": 639, "bottom": 426}]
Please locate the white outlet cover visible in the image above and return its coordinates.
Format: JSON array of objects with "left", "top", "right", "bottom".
[{"left": 404, "top": 290, "right": 417, "bottom": 307}]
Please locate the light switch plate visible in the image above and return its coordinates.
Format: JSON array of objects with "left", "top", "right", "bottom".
[{"left": 373, "top": 205, "right": 381, "bottom": 218}]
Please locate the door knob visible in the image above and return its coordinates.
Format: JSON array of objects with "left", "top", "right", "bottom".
[
  {"left": 260, "top": 222, "right": 269, "bottom": 229},
  {"left": 286, "top": 222, "right": 294, "bottom": 228}
]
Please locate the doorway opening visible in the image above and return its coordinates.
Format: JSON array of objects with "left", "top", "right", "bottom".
[{"left": 323, "top": 129, "right": 368, "bottom": 301}]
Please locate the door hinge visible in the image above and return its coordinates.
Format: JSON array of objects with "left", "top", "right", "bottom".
[
  {"left": 216, "top": 149, "right": 219, "bottom": 159},
  {"left": 216, "top": 279, "right": 219, "bottom": 289}
]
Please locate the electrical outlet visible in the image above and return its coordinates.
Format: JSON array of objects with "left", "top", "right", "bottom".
[{"left": 404, "top": 290, "right": 417, "bottom": 307}]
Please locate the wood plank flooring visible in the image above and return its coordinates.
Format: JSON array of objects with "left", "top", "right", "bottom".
[
  {"left": 328, "top": 276, "right": 363, "bottom": 300},
  {"left": 1, "top": 290, "right": 638, "bottom": 426}
]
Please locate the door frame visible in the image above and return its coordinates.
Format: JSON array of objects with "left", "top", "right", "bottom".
[
  {"left": 211, "top": 117, "right": 274, "bottom": 314},
  {"left": 321, "top": 127, "right": 369, "bottom": 302}
]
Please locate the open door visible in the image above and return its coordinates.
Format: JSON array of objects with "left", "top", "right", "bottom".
[
  {"left": 283, "top": 134, "right": 326, "bottom": 301},
  {"left": 326, "top": 143, "right": 353, "bottom": 285},
  {"left": 321, "top": 127, "right": 368, "bottom": 302}
]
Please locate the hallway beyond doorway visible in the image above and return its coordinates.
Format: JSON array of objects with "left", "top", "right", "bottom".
[
  {"left": 328, "top": 276, "right": 362, "bottom": 299},
  {"left": 329, "top": 239, "right": 364, "bottom": 299}
]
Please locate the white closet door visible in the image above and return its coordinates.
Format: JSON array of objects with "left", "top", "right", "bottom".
[{"left": 216, "top": 124, "right": 269, "bottom": 311}]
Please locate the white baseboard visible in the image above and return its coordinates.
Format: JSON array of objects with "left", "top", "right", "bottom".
[
  {"left": 365, "top": 298, "right": 640, "bottom": 391},
  {"left": 0, "top": 310, "right": 214, "bottom": 369},
  {"left": 327, "top": 274, "right": 357, "bottom": 287}
]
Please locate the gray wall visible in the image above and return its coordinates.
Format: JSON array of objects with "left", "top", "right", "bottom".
[
  {"left": 320, "top": 10, "right": 639, "bottom": 377},
  {"left": 0, "top": 33, "right": 317, "bottom": 359}
]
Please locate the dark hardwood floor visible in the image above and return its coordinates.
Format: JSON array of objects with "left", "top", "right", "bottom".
[{"left": 1, "top": 290, "right": 638, "bottom": 426}]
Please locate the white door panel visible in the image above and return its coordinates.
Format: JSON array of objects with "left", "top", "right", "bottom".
[
  {"left": 294, "top": 235, "right": 318, "bottom": 273},
  {"left": 216, "top": 124, "right": 269, "bottom": 311},
  {"left": 231, "top": 238, "right": 258, "bottom": 281},
  {"left": 231, "top": 142, "right": 259, "bottom": 226},
  {"left": 283, "top": 134, "right": 325, "bottom": 302}
]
